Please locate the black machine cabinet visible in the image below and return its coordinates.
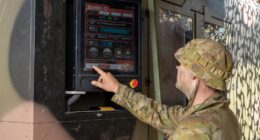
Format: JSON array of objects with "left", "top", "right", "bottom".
[{"left": 66, "top": 0, "right": 142, "bottom": 112}]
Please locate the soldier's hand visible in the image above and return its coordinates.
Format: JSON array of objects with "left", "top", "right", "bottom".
[{"left": 91, "top": 66, "right": 120, "bottom": 93}]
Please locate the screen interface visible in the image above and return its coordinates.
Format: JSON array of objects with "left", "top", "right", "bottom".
[{"left": 83, "top": 1, "right": 138, "bottom": 73}]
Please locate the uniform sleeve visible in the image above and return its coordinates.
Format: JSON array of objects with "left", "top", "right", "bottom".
[{"left": 111, "top": 84, "right": 186, "bottom": 135}]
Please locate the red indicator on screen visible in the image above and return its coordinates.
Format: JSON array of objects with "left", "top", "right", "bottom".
[{"left": 130, "top": 79, "right": 138, "bottom": 89}]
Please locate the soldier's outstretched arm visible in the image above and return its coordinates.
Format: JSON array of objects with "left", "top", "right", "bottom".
[
  {"left": 91, "top": 66, "right": 186, "bottom": 135},
  {"left": 111, "top": 84, "right": 186, "bottom": 135}
]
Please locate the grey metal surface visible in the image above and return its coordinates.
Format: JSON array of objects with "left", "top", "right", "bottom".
[{"left": 206, "top": 0, "right": 225, "bottom": 20}]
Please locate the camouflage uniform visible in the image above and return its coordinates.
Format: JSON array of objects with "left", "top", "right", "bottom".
[
  {"left": 111, "top": 84, "right": 241, "bottom": 140},
  {"left": 112, "top": 39, "right": 241, "bottom": 140}
]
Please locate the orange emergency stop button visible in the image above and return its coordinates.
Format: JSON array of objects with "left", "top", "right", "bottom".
[{"left": 129, "top": 79, "right": 139, "bottom": 89}]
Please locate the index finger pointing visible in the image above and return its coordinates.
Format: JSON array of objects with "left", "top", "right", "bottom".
[{"left": 93, "top": 66, "right": 106, "bottom": 75}]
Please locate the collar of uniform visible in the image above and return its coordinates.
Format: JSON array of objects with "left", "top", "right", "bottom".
[{"left": 186, "top": 93, "right": 229, "bottom": 115}]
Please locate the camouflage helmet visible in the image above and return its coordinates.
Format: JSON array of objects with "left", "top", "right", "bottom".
[{"left": 174, "top": 39, "right": 233, "bottom": 91}]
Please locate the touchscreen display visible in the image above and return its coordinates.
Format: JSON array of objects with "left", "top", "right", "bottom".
[{"left": 83, "top": 2, "right": 137, "bottom": 73}]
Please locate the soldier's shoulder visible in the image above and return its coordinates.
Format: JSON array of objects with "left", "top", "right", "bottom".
[
  {"left": 179, "top": 115, "right": 219, "bottom": 132},
  {"left": 171, "top": 117, "right": 217, "bottom": 140},
  {"left": 181, "top": 116, "right": 211, "bottom": 126}
]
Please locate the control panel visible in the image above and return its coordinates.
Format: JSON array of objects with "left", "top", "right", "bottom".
[{"left": 66, "top": 0, "right": 141, "bottom": 93}]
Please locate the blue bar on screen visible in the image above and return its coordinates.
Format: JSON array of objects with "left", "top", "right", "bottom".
[{"left": 99, "top": 27, "right": 130, "bottom": 35}]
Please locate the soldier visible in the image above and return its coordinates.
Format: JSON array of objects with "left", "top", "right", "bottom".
[{"left": 91, "top": 39, "right": 241, "bottom": 140}]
